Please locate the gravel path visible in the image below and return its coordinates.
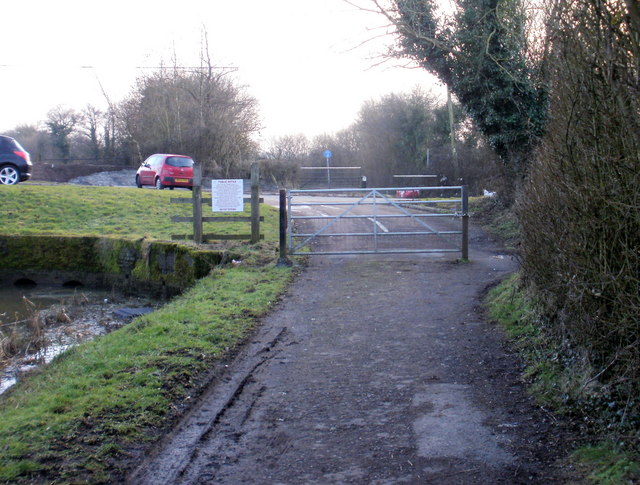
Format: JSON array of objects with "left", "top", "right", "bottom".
[
  {"left": 68, "top": 169, "right": 137, "bottom": 186},
  {"left": 128, "top": 222, "right": 575, "bottom": 484}
]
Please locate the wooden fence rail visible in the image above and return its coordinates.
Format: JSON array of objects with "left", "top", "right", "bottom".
[{"left": 170, "top": 163, "right": 263, "bottom": 244}]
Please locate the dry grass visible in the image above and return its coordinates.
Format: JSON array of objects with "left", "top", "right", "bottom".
[{"left": 0, "top": 298, "right": 49, "bottom": 365}]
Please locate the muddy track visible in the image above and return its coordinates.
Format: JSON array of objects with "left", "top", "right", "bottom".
[
  {"left": 127, "top": 325, "right": 293, "bottom": 484},
  {"left": 127, "top": 207, "right": 578, "bottom": 484}
]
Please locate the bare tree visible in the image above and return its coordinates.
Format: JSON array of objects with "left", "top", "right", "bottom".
[
  {"left": 46, "top": 106, "right": 81, "bottom": 162},
  {"left": 351, "top": 88, "right": 442, "bottom": 186},
  {"left": 78, "top": 105, "right": 103, "bottom": 160},
  {"left": 265, "top": 134, "right": 310, "bottom": 163},
  {"left": 119, "top": 42, "right": 260, "bottom": 176}
]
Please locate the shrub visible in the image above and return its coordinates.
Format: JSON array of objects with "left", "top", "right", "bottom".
[{"left": 518, "top": 0, "right": 640, "bottom": 437}]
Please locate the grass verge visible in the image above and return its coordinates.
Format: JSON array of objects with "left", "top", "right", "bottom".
[
  {"left": 0, "top": 184, "right": 296, "bottom": 483},
  {"left": 469, "top": 196, "right": 520, "bottom": 250},
  {"left": 0, "top": 263, "right": 294, "bottom": 483},
  {"left": 473, "top": 197, "right": 640, "bottom": 483}
]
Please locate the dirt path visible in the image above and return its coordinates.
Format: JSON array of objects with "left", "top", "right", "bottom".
[{"left": 128, "top": 222, "right": 573, "bottom": 484}]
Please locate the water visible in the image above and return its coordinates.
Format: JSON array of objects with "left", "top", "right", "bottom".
[
  {"left": 0, "top": 284, "right": 110, "bottom": 328},
  {"left": 0, "top": 283, "right": 153, "bottom": 395}
]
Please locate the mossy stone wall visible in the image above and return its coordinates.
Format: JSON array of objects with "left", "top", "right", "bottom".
[{"left": 0, "top": 235, "right": 223, "bottom": 297}]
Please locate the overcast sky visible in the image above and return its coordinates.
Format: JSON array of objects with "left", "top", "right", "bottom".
[{"left": 1, "top": 0, "right": 442, "bottom": 144}]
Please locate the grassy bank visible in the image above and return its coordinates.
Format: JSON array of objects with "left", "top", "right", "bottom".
[
  {"left": 0, "top": 184, "right": 279, "bottom": 241},
  {"left": 0, "top": 265, "right": 293, "bottom": 483},
  {"left": 0, "top": 184, "right": 295, "bottom": 483}
]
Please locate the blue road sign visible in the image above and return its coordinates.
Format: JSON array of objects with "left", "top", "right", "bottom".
[{"left": 323, "top": 150, "right": 333, "bottom": 159}]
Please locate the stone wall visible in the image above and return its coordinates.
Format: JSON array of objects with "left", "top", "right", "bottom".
[{"left": 0, "top": 235, "right": 225, "bottom": 298}]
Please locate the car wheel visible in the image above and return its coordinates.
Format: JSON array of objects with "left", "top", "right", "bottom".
[
  {"left": 155, "top": 178, "right": 164, "bottom": 190},
  {"left": 0, "top": 165, "right": 19, "bottom": 185},
  {"left": 135, "top": 175, "right": 142, "bottom": 188},
  {"left": 169, "top": 186, "right": 174, "bottom": 190}
]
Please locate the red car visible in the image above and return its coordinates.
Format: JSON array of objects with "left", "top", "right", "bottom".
[
  {"left": 135, "top": 154, "right": 194, "bottom": 190},
  {"left": 395, "top": 189, "right": 421, "bottom": 199}
]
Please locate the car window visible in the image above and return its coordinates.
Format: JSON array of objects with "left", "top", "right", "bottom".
[
  {"left": 0, "top": 138, "right": 9, "bottom": 151},
  {"left": 149, "top": 156, "right": 159, "bottom": 168},
  {"left": 165, "top": 157, "right": 194, "bottom": 168}
]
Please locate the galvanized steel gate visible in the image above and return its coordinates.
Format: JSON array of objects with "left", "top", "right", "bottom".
[{"left": 286, "top": 186, "right": 469, "bottom": 258}]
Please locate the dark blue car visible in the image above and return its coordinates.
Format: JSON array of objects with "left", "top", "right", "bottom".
[{"left": 0, "top": 135, "right": 32, "bottom": 185}]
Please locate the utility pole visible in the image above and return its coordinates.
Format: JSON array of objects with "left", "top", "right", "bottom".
[{"left": 447, "top": 86, "right": 460, "bottom": 182}]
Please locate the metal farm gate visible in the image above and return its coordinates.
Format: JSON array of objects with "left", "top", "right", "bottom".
[{"left": 286, "top": 186, "right": 469, "bottom": 258}]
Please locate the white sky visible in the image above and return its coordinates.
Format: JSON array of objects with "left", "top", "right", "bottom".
[{"left": 1, "top": 0, "right": 442, "bottom": 145}]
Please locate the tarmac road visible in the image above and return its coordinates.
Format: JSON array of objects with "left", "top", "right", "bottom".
[{"left": 128, "top": 197, "right": 572, "bottom": 484}]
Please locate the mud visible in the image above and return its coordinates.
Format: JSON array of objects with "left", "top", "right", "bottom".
[{"left": 127, "top": 222, "right": 580, "bottom": 484}]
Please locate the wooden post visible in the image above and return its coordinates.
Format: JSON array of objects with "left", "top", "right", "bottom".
[
  {"left": 192, "top": 164, "right": 203, "bottom": 244},
  {"left": 277, "top": 189, "right": 291, "bottom": 266},
  {"left": 461, "top": 185, "right": 469, "bottom": 260},
  {"left": 250, "top": 162, "right": 260, "bottom": 244}
]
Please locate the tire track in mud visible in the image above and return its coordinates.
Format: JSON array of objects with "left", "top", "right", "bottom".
[{"left": 127, "top": 327, "right": 293, "bottom": 484}]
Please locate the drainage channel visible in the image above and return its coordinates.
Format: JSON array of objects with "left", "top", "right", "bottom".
[{"left": 0, "top": 281, "right": 157, "bottom": 395}]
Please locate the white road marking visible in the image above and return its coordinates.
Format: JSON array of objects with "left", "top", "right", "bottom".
[
  {"left": 291, "top": 205, "right": 311, "bottom": 213},
  {"left": 367, "top": 218, "right": 389, "bottom": 233},
  {"left": 291, "top": 205, "right": 331, "bottom": 218}
]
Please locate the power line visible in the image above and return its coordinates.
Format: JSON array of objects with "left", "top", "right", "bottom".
[{"left": 0, "top": 64, "right": 238, "bottom": 71}]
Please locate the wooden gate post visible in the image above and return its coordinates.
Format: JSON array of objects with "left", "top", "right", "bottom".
[
  {"left": 277, "top": 189, "right": 292, "bottom": 266},
  {"left": 250, "top": 162, "right": 260, "bottom": 244},
  {"left": 192, "top": 164, "right": 203, "bottom": 244}
]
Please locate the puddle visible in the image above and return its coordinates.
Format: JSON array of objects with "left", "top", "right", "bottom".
[
  {"left": 1, "top": 285, "right": 110, "bottom": 327},
  {"left": 0, "top": 284, "right": 158, "bottom": 395}
]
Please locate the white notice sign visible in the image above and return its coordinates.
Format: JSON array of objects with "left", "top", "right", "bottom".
[{"left": 212, "top": 179, "right": 244, "bottom": 212}]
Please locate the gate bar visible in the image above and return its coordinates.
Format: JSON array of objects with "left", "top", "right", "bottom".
[
  {"left": 293, "top": 231, "right": 463, "bottom": 238},
  {"left": 287, "top": 186, "right": 468, "bottom": 257},
  {"left": 288, "top": 186, "right": 464, "bottom": 194}
]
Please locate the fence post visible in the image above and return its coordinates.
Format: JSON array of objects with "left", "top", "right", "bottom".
[
  {"left": 277, "top": 189, "right": 292, "bottom": 266},
  {"left": 250, "top": 162, "right": 260, "bottom": 244},
  {"left": 193, "top": 164, "right": 203, "bottom": 244},
  {"left": 461, "top": 185, "right": 469, "bottom": 260}
]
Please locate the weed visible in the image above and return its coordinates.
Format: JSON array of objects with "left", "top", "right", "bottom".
[
  {"left": 0, "top": 297, "right": 49, "bottom": 364},
  {"left": 571, "top": 445, "right": 640, "bottom": 484}
]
